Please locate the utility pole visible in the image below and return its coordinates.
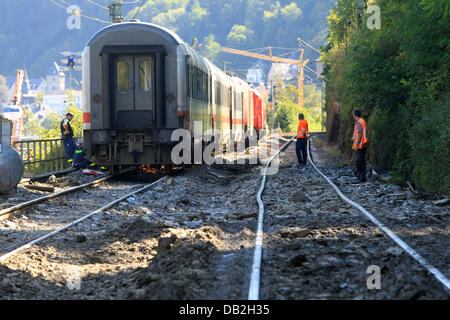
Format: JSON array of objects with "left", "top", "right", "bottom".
[
  {"left": 356, "top": 0, "right": 368, "bottom": 27},
  {"left": 223, "top": 61, "right": 231, "bottom": 72},
  {"left": 109, "top": 0, "right": 123, "bottom": 23}
]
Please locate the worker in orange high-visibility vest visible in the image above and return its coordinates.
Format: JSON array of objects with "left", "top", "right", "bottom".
[
  {"left": 296, "top": 113, "right": 309, "bottom": 166},
  {"left": 352, "top": 109, "right": 368, "bottom": 182}
]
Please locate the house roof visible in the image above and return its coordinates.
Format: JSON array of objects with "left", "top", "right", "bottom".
[{"left": 47, "top": 62, "right": 64, "bottom": 76}]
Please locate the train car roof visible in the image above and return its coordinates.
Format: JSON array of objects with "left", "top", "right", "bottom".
[
  {"left": 205, "top": 58, "right": 234, "bottom": 86},
  {"left": 85, "top": 21, "right": 209, "bottom": 72}
]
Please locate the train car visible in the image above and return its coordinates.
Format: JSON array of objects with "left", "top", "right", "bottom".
[
  {"left": 252, "top": 90, "right": 266, "bottom": 137},
  {"left": 82, "top": 21, "right": 266, "bottom": 170}
]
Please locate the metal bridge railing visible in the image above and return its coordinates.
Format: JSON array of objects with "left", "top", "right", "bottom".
[{"left": 13, "top": 139, "right": 69, "bottom": 177}]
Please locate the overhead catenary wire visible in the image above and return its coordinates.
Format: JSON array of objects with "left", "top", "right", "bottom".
[
  {"left": 47, "top": 0, "right": 111, "bottom": 24},
  {"left": 86, "top": 0, "right": 109, "bottom": 10},
  {"left": 132, "top": 0, "right": 146, "bottom": 20}
]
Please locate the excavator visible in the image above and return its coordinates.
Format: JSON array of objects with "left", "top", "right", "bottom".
[{"left": 2, "top": 69, "right": 26, "bottom": 145}]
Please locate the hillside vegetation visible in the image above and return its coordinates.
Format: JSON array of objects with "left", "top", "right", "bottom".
[
  {"left": 323, "top": 0, "right": 449, "bottom": 194},
  {"left": 0, "top": 0, "right": 336, "bottom": 77}
]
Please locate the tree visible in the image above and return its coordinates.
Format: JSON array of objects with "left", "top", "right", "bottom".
[
  {"left": 23, "top": 110, "right": 44, "bottom": 138},
  {"left": 227, "top": 25, "right": 253, "bottom": 46},
  {"left": 272, "top": 79, "right": 323, "bottom": 132},
  {"left": 42, "top": 90, "right": 82, "bottom": 139},
  {"left": 34, "top": 91, "right": 44, "bottom": 104},
  {"left": 201, "top": 34, "right": 221, "bottom": 62},
  {"left": 323, "top": 0, "right": 450, "bottom": 194}
]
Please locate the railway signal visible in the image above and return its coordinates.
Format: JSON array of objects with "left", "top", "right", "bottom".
[{"left": 60, "top": 51, "right": 83, "bottom": 89}]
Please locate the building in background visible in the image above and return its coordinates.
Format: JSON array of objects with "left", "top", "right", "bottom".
[
  {"left": 246, "top": 68, "right": 264, "bottom": 86},
  {"left": 46, "top": 62, "right": 65, "bottom": 94},
  {"left": 43, "top": 91, "right": 82, "bottom": 115}
]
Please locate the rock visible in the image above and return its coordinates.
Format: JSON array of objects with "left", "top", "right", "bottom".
[
  {"left": 184, "top": 220, "right": 203, "bottom": 229},
  {"left": 76, "top": 234, "right": 87, "bottom": 243},
  {"left": 157, "top": 235, "right": 177, "bottom": 252},
  {"left": 399, "top": 290, "right": 422, "bottom": 300},
  {"left": 278, "top": 227, "right": 310, "bottom": 238},
  {"left": 289, "top": 254, "right": 307, "bottom": 267},
  {"left": 166, "top": 178, "right": 175, "bottom": 185},
  {"left": 433, "top": 198, "right": 449, "bottom": 207},
  {"left": 127, "top": 288, "right": 146, "bottom": 299},
  {"left": 47, "top": 175, "right": 57, "bottom": 184},
  {"left": 163, "top": 220, "right": 180, "bottom": 228},
  {"left": 289, "top": 192, "right": 310, "bottom": 202},
  {"left": 136, "top": 206, "right": 152, "bottom": 215},
  {"left": 177, "top": 197, "right": 190, "bottom": 205},
  {"left": 355, "top": 248, "right": 370, "bottom": 258},
  {"left": 386, "top": 246, "right": 403, "bottom": 256},
  {"left": 390, "top": 193, "right": 408, "bottom": 200}
]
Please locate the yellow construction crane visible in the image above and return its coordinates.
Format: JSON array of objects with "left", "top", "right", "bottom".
[{"left": 222, "top": 47, "right": 309, "bottom": 108}]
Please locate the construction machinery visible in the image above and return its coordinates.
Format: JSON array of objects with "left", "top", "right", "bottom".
[
  {"left": 2, "top": 69, "right": 26, "bottom": 145},
  {"left": 222, "top": 47, "right": 309, "bottom": 108}
]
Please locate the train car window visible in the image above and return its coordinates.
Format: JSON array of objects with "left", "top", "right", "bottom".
[
  {"left": 201, "top": 72, "right": 206, "bottom": 102},
  {"left": 117, "top": 60, "right": 129, "bottom": 92},
  {"left": 139, "top": 60, "right": 152, "bottom": 92},
  {"left": 193, "top": 67, "right": 198, "bottom": 100},
  {"left": 186, "top": 64, "right": 190, "bottom": 98}
]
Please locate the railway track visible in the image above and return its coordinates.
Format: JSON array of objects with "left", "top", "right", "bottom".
[
  {"left": 0, "top": 135, "right": 447, "bottom": 300},
  {"left": 0, "top": 176, "right": 166, "bottom": 262},
  {"left": 251, "top": 135, "right": 449, "bottom": 299},
  {"left": 0, "top": 168, "right": 155, "bottom": 257}
]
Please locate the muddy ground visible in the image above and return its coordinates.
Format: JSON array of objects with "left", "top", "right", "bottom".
[{"left": 0, "top": 135, "right": 448, "bottom": 299}]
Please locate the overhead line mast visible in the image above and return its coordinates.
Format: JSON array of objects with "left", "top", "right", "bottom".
[{"left": 222, "top": 46, "right": 309, "bottom": 108}]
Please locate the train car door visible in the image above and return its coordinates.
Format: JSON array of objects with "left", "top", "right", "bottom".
[{"left": 114, "top": 55, "right": 154, "bottom": 129}]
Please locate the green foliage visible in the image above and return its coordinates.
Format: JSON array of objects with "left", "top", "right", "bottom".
[
  {"left": 23, "top": 110, "right": 45, "bottom": 138},
  {"left": 201, "top": 34, "right": 221, "bottom": 62},
  {"left": 323, "top": 0, "right": 450, "bottom": 194},
  {"left": 40, "top": 110, "right": 60, "bottom": 130},
  {"left": 34, "top": 91, "right": 44, "bottom": 105},
  {"left": 42, "top": 90, "right": 83, "bottom": 139},
  {"left": 0, "top": 0, "right": 337, "bottom": 77},
  {"left": 0, "top": 75, "right": 9, "bottom": 106},
  {"left": 227, "top": 25, "right": 253, "bottom": 45},
  {"left": 272, "top": 80, "right": 323, "bottom": 132}
]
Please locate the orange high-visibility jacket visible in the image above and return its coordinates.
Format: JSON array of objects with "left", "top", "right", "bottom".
[
  {"left": 297, "top": 119, "right": 309, "bottom": 138},
  {"left": 352, "top": 118, "right": 368, "bottom": 149}
]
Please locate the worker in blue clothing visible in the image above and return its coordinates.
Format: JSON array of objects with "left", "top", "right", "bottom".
[
  {"left": 73, "top": 147, "right": 91, "bottom": 170},
  {"left": 61, "top": 112, "right": 77, "bottom": 168}
]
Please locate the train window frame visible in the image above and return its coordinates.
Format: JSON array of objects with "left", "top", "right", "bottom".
[{"left": 116, "top": 60, "right": 129, "bottom": 92}]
